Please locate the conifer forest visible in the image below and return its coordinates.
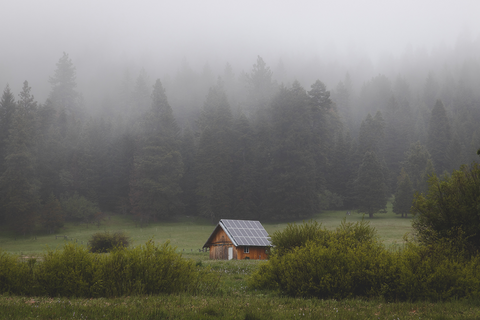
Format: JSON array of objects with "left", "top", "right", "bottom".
[{"left": 1, "top": 43, "right": 480, "bottom": 234}]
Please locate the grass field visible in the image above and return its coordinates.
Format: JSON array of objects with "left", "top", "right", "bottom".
[
  {"left": 0, "top": 202, "right": 413, "bottom": 256},
  {"left": 2, "top": 207, "right": 480, "bottom": 319}
]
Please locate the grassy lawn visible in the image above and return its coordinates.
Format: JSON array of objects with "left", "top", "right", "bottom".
[{"left": 0, "top": 203, "right": 413, "bottom": 256}]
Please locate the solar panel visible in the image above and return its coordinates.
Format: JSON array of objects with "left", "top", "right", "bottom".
[{"left": 220, "top": 219, "right": 271, "bottom": 247}]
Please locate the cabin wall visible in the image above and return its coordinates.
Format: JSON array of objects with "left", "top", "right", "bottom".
[{"left": 236, "top": 246, "right": 268, "bottom": 260}]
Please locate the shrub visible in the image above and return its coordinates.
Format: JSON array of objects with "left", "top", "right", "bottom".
[
  {"left": 0, "top": 251, "right": 37, "bottom": 295},
  {"left": 269, "top": 220, "right": 327, "bottom": 257},
  {"left": 249, "top": 220, "right": 480, "bottom": 301},
  {"left": 412, "top": 163, "right": 480, "bottom": 255},
  {"left": 62, "top": 193, "right": 100, "bottom": 224},
  {"left": 0, "top": 241, "right": 218, "bottom": 298},
  {"left": 251, "top": 220, "right": 386, "bottom": 299},
  {"left": 88, "top": 231, "right": 130, "bottom": 253}
]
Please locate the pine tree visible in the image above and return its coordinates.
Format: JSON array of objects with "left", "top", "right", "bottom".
[
  {"left": 0, "top": 106, "right": 39, "bottom": 234},
  {"left": 179, "top": 126, "right": 197, "bottom": 216},
  {"left": 354, "top": 151, "right": 387, "bottom": 218},
  {"left": 265, "top": 82, "right": 317, "bottom": 220},
  {"left": 231, "top": 113, "right": 257, "bottom": 219},
  {"left": 328, "top": 129, "right": 356, "bottom": 208},
  {"left": 245, "top": 56, "right": 277, "bottom": 111},
  {"left": 358, "top": 111, "right": 385, "bottom": 156},
  {"left": 0, "top": 85, "right": 16, "bottom": 174},
  {"left": 49, "top": 52, "right": 79, "bottom": 115},
  {"left": 307, "top": 79, "right": 336, "bottom": 198},
  {"left": 130, "top": 79, "right": 184, "bottom": 221},
  {"left": 39, "top": 193, "right": 64, "bottom": 233},
  {"left": 403, "top": 142, "right": 435, "bottom": 194},
  {"left": 427, "top": 100, "right": 452, "bottom": 174},
  {"left": 195, "top": 84, "right": 234, "bottom": 223},
  {"left": 393, "top": 168, "right": 414, "bottom": 218}
]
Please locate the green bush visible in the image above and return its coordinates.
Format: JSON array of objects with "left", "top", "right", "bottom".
[
  {"left": 88, "top": 231, "right": 130, "bottom": 253},
  {"left": 269, "top": 220, "right": 327, "bottom": 257},
  {"left": 412, "top": 163, "right": 480, "bottom": 255},
  {"left": 251, "top": 220, "right": 387, "bottom": 299},
  {"left": 0, "top": 251, "right": 37, "bottom": 295},
  {"left": 0, "top": 241, "right": 218, "bottom": 298},
  {"left": 249, "top": 220, "right": 480, "bottom": 301}
]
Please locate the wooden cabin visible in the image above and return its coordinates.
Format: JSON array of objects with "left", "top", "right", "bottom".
[{"left": 203, "top": 219, "right": 271, "bottom": 260}]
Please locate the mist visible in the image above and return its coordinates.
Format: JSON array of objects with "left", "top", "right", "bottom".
[{"left": 1, "top": 0, "right": 479, "bottom": 106}]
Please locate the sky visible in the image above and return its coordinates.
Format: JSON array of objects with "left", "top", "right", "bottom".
[{"left": 1, "top": 0, "right": 479, "bottom": 101}]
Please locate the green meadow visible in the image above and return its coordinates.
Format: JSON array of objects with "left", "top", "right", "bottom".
[
  {"left": 0, "top": 203, "right": 413, "bottom": 257},
  {"left": 2, "top": 206, "right": 480, "bottom": 319}
]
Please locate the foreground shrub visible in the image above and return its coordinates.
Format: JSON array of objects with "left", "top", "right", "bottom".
[
  {"left": 412, "top": 163, "right": 480, "bottom": 255},
  {"left": 249, "top": 220, "right": 480, "bottom": 301},
  {"left": 97, "top": 240, "right": 218, "bottom": 296},
  {"left": 88, "top": 231, "right": 130, "bottom": 253},
  {"left": 251, "top": 220, "right": 388, "bottom": 299},
  {"left": 0, "top": 241, "right": 217, "bottom": 298},
  {"left": 0, "top": 251, "right": 38, "bottom": 295}
]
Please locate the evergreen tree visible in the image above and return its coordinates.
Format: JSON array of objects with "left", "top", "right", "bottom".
[
  {"left": 179, "top": 126, "right": 197, "bottom": 216},
  {"left": 131, "top": 68, "right": 151, "bottom": 117},
  {"left": 427, "top": 100, "right": 452, "bottom": 174},
  {"left": 354, "top": 151, "right": 387, "bottom": 218},
  {"left": 195, "top": 84, "right": 234, "bottom": 223},
  {"left": 231, "top": 113, "right": 257, "bottom": 219},
  {"left": 266, "top": 82, "right": 317, "bottom": 220},
  {"left": 0, "top": 85, "right": 16, "bottom": 174},
  {"left": 332, "top": 73, "right": 353, "bottom": 127},
  {"left": 307, "top": 79, "right": 336, "bottom": 204},
  {"left": 393, "top": 168, "right": 414, "bottom": 218},
  {"left": 358, "top": 111, "right": 385, "bottom": 156},
  {"left": 0, "top": 106, "right": 39, "bottom": 234},
  {"left": 423, "top": 72, "right": 439, "bottom": 109},
  {"left": 245, "top": 56, "right": 277, "bottom": 111},
  {"left": 383, "top": 96, "right": 414, "bottom": 192},
  {"left": 130, "top": 79, "right": 184, "bottom": 221},
  {"left": 49, "top": 52, "right": 80, "bottom": 116},
  {"left": 39, "top": 193, "right": 63, "bottom": 233},
  {"left": 35, "top": 101, "right": 63, "bottom": 201},
  {"left": 403, "top": 142, "right": 435, "bottom": 194},
  {"left": 328, "top": 130, "right": 356, "bottom": 208}
]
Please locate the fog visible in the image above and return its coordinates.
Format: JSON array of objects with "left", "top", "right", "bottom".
[{"left": 1, "top": 0, "right": 480, "bottom": 106}]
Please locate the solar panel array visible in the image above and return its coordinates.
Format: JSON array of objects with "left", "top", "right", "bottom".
[{"left": 221, "top": 219, "right": 271, "bottom": 247}]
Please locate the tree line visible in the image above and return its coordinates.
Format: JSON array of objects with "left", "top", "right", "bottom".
[{"left": 1, "top": 53, "right": 479, "bottom": 234}]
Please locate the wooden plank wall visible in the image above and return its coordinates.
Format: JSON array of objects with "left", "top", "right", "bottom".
[{"left": 236, "top": 246, "right": 268, "bottom": 260}]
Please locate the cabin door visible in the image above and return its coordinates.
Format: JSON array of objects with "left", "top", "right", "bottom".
[{"left": 228, "top": 247, "right": 233, "bottom": 260}]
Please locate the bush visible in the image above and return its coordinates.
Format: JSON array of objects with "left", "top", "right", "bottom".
[
  {"left": 0, "top": 241, "right": 218, "bottom": 298},
  {"left": 88, "top": 231, "right": 130, "bottom": 253},
  {"left": 62, "top": 194, "right": 100, "bottom": 224},
  {"left": 249, "top": 220, "right": 480, "bottom": 301},
  {"left": 250, "top": 220, "right": 386, "bottom": 299},
  {"left": 269, "top": 220, "right": 327, "bottom": 257},
  {"left": 412, "top": 163, "right": 480, "bottom": 255},
  {"left": 0, "top": 251, "right": 38, "bottom": 295}
]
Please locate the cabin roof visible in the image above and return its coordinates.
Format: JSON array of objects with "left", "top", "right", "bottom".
[{"left": 203, "top": 219, "right": 271, "bottom": 248}]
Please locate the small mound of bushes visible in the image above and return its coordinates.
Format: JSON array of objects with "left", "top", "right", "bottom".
[
  {"left": 0, "top": 240, "right": 218, "bottom": 297},
  {"left": 88, "top": 231, "right": 130, "bottom": 253},
  {"left": 249, "top": 220, "right": 480, "bottom": 301}
]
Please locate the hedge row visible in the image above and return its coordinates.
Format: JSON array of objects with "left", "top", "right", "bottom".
[{"left": 0, "top": 240, "right": 217, "bottom": 297}]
